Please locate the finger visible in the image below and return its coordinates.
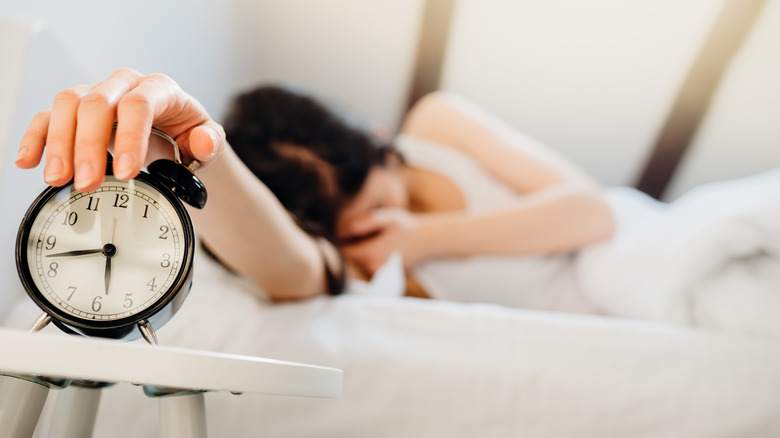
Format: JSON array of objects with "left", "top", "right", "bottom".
[
  {"left": 15, "top": 110, "right": 50, "bottom": 169},
  {"left": 44, "top": 84, "right": 91, "bottom": 186},
  {"left": 342, "top": 212, "right": 391, "bottom": 240},
  {"left": 73, "top": 69, "right": 142, "bottom": 191},
  {"left": 166, "top": 88, "right": 221, "bottom": 164},
  {"left": 112, "top": 75, "right": 170, "bottom": 180}
]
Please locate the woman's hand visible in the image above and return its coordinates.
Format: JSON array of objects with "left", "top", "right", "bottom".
[
  {"left": 15, "top": 68, "right": 225, "bottom": 192},
  {"left": 340, "top": 207, "right": 424, "bottom": 276}
]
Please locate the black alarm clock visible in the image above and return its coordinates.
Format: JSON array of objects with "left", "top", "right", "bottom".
[{"left": 15, "top": 127, "right": 206, "bottom": 342}]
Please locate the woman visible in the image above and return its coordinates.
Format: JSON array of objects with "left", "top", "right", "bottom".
[
  {"left": 223, "top": 84, "right": 615, "bottom": 308},
  {"left": 15, "top": 69, "right": 614, "bottom": 307}
]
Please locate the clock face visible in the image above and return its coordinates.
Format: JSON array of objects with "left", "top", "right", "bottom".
[{"left": 19, "top": 175, "right": 191, "bottom": 327}]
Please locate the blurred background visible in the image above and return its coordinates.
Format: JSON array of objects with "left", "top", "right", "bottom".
[{"left": 0, "top": 0, "right": 779, "bottom": 198}]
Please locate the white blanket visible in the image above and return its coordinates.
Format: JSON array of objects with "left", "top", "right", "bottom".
[{"left": 577, "top": 170, "right": 780, "bottom": 339}]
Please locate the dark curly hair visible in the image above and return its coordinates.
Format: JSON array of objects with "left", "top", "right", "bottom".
[{"left": 223, "top": 85, "right": 394, "bottom": 294}]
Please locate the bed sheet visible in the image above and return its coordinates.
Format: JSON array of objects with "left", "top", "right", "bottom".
[{"left": 4, "top": 245, "right": 780, "bottom": 438}]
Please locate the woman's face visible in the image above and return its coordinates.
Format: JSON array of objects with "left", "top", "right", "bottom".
[{"left": 335, "top": 165, "right": 408, "bottom": 241}]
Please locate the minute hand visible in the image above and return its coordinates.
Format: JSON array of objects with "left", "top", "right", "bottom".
[{"left": 46, "top": 249, "right": 104, "bottom": 258}]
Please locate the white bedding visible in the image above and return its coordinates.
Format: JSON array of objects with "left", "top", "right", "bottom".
[
  {"left": 578, "top": 170, "right": 780, "bottom": 339},
  {"left": 4, "top": 171, "right": 780, "bottom": 436},
  {"left": 5, "top": 240, "right": 780, "bottom": 437}
]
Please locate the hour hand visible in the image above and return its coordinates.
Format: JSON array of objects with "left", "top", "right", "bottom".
[
  {"left": 104, "top": 257, "right": 112, "bottom": 295},
  {"left": 46, "top": 248, "right": 104, "bottom": 257}
]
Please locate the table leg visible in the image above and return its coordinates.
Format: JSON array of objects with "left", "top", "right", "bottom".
[
  {"left": 0, "top": 376, "right": 51, "bottom": 438},
  {"left": 49, "top": 382, "right": 108, "bottom": 438},
  {"left": 157, "top": 391, "right": 208, "bottom": 438},
  {"left": 138, "top": 323, "right": 207, "bottom": 437}
]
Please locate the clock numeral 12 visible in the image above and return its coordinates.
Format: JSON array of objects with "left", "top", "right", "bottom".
[{"left": 113, "top": 194, "right": 129, "bottom": 208}]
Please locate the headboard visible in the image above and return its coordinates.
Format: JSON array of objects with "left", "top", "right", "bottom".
[{"left": 634, "top": 0, "right": 769, "bottom": 199}]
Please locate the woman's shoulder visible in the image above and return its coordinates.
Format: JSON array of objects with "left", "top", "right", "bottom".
[
  {"left": 394, "top": 133, "right": 518, "bottom": 212},
  {"left": 394, "top": 133, "right": 467, "bottom": 162}
]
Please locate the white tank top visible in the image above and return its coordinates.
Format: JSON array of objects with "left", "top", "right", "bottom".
[{"left": 395, "top": 134, "right": 594, "bottom": 314}]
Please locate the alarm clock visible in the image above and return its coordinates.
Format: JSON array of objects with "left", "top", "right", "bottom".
[{"left": 15, "top": 127, "right": 207, "bottom": 342}]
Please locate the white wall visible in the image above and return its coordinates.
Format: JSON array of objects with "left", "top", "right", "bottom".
[
  {"left": 228, "top": 0, "right": 423, "bottom": 129},
  {"left": 0, "top": 0, "right": 422, "bottom": 127},
  {"left": 0, "top": 22, "right": 91, "bottom": 320},
  {"left": 441, "top": 0, "right": 779, "bottom": 193},
  {"left": 0, "top": 0, "right": 238, "bottom": 121},
  {"left": 2, "top": 0, "right": 778, "bottom": 204}
]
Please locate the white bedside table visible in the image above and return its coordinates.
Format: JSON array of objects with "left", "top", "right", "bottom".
[{"left": 0, "top": 328, "right": 343, "bottom": 437}]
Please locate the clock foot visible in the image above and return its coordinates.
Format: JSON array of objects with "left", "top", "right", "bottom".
[
  {"left": 29, "top": 313, "right": 52, "bottom": 333},
  {"left": 138, "top": 320, "right": 158, "bottom": 345}
]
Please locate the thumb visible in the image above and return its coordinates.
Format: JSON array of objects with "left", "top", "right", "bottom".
[{"left": 185, "top": 123, "right": 225, "bottom": 164}]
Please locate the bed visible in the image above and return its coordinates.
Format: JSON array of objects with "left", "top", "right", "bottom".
[
  {"left": 3, "top": 232, "right": 780, "bottom": 437},
  {"left": 6, "top": 169, "right": 780, "bottom": 437},
  {"left": 3, "top": 19, "right": 780, "bottom": 438}
]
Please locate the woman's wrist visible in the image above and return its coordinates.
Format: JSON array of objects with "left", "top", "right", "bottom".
[{"left": 404, "top": 213, "right": 448, "bottom": 267}]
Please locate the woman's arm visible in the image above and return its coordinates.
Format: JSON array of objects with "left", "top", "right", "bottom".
[
  {"left": 342, "top": 92, "right": 615, "bottom": 274},
  {"left": 404, "top": 91, "right": 614, "bottom": 255},
  {"left": 15, "top": 69, "right": 333, "bottom": 301},
  {"left": 409, "top": 184, "right": 614, "bottom": 257},
  {"left": 188, "top": 146, "right": 337, "bottom": 300},
  {"left": 342, "top": 185, "right": 614, "bottom": 274},
  {"left": 401, "top": 91, "right": 602, "bottom": 195}
]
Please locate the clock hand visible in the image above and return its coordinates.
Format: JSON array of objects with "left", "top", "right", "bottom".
[
  {"left": 102, "top": 243, "right": 117, "bottom": 296},
  {"left": 46, "top": 248, "right": 104, "bottom": 257},
  {"left": 104, "top": 256, "right": 111, "bottom": 296},
  {"left": 105, "top": 218, "right": 117, "bottom": 295}
]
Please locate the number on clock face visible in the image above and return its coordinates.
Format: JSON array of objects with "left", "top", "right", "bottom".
[{"left": 26, "top": 177, "right": 185, "bottom": 321}]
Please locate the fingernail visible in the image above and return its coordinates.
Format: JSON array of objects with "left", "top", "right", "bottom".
[
  {"left": 15, "top": 147, "right": 28, "bottom": 162},
  {"left": 75, "top": 162, "right": 94, "bottom": 190},
  {"left": 206, "top": 128, "right": 220, "bottom": 160},
  {"left": 44, "top": 157, "right": 64, "bottom": 183},
  {"left": 115, "top": 153, "right": 136, "bottom": 179}
]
